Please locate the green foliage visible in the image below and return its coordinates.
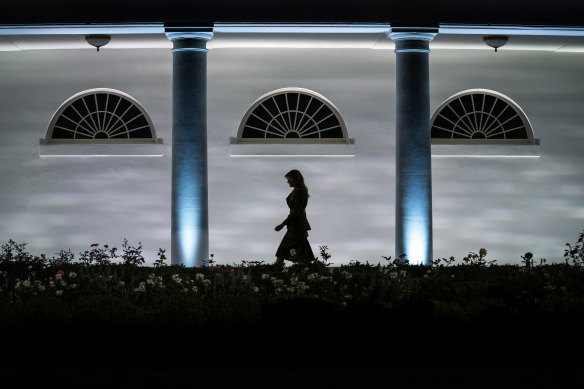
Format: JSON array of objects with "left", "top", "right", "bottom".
[
  {"left": 2, "top": 230, "right": 584, "bottom": 334},
  {"left": 71, "top": 294, "right": 145, "bottom": 328},
  {"left": 564, "top": 229, "right": 584, "bottom": 266}
]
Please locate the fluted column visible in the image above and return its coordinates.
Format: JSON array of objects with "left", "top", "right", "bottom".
[
  {"left": 389, "top": 29, "right": 437, "bottom": 265},
  {"left": 166, "top": 28, "right": 213, "bottom": 267}
]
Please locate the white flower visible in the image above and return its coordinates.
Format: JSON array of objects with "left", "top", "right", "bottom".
[
  {"left": 55, "top": 290, "right": 63, "bottom": 296},
  {"left": 146, "top": 274, "right": 165, "bottom": 288},
  {"left": 290, "top": 249, "right": 297, "bottom": 256},
  {"left": 296, "top": 282, "right": 309, "bottom": 293},
  {"left": 253, "top": 286, "right": 260, "bottom": 293},
  {"left": 261, "top": 273, "right": 270, "bottom": 280},
  {"left": 68, "top": 272, "right": 77, "bottom": 278},
  {"left": 119, "top": 281, "right": 125, "bottom": 286},
  {"left": 134, "top": 282, "right": 146, "bottom": 293},
  {"left": 195, "top": 273, "right": 205, "bottom": 281}
]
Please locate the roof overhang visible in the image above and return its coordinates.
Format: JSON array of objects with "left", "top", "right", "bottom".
[{"left": 1, "top": 23, "right": 584, "bottom": 52}]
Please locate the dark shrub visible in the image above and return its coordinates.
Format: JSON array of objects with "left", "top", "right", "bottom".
[
  {"left": 71, "top": 294, "right": 144, "bottom": 329},
  {"left": 145, "top": 294, "right": 207, "bottom": 329},
  {"left": 2, "top": 296, "right": 72, "bottom": 330}
]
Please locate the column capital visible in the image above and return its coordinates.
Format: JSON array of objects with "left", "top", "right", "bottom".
[
  {"left": 166, "top": 27, "right": 214, "bottom": 52},
  {"left": 387, "top": 27, "right": 438, "bottom": 53}
]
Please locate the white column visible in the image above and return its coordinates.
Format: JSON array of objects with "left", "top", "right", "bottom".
[
  {"left": 389, "top": 29, "right": 437, "bottom": 265},
  {"left": 166, "top": 27, "right": 213, "bottom": 267}
]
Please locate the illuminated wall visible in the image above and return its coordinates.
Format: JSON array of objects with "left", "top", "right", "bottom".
[{"left": 0, "top": 44, "right": 583, "bottom": 265}]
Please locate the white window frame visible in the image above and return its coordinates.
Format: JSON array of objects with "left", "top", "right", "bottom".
[
  {"left": 431, "top": 89, "right": 535, "bottom": 145},
  {"left": 45, "top": 88, "right": 157, "bottom": 144},
  {"left": 236, "top": 87, "right": 350, "bottom": 144}
]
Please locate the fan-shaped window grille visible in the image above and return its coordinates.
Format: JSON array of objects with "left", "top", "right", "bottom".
[
  {"left": 46, "top": 88, "right": 156, "bottom": 144},
  {"left": 237, "top": 87, "right": 349, "bottom": 144},
  {"left": 431, "top": 89, "right": 534, "bottom": 144}
]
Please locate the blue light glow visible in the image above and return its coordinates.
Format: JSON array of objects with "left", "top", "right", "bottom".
[
  {"left": 176, "top": 210, "right": 198, "bottom": 267},
  {"left": 404, "top": 218, "right": 431, "bottom": 265}
]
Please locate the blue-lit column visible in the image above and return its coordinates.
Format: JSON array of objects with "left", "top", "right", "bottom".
[
  {"left": 166, "top": 28, "right": 213, "bottom": 267},
  {"left": 389, "top": 29, "right": 437, "bottom": 265}
]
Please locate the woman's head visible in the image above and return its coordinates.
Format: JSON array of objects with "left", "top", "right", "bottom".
[{"left": 285, "top": 169, "right": 309, "bottom": 196}]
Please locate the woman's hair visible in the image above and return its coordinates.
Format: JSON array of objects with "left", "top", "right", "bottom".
[{"left": 285, "top": 169, "right": 309, "bottom": 197}]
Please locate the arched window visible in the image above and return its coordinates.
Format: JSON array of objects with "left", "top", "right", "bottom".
[
  {"left": 431, "top": 89, "right": 534, "bottom": 144},
  {"left": 46, "top": 88, "right": 156, "bottom": 144},
  {"left": 237, "top": 87, "right": 349, "bottom": 144}
]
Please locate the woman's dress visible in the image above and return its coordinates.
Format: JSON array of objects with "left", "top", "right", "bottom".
[{"left": 276, "top": 187, "right": 315, "bottom": 262}]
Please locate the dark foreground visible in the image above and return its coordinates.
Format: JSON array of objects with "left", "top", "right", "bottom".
[
  {"left": 4, "top": 361, "right": 581, "bottom": 388},
  {"left": 4, "top": 315, "right": 582, "bottom": 388}
]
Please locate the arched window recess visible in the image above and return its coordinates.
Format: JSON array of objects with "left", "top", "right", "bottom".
[
  {"left": 430, "top": 89, "right": 540, "bottom": 157},
  {"left": 237, "top": 87, "right": 349, "bottom": 144},
  {"left": 41, "top": 88, "right": 162, "bottom": 157},
  {"left": 231, "top": 87, "right": 354, "bottom": 157}
]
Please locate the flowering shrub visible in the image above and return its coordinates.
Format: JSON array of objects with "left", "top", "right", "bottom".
[{"left": 1, "top": 231, "right": 584, "bottom": 334}]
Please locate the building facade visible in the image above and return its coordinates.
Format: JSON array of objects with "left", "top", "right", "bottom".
[{"left": 1, "top": 22, "right": 583, "bottom": 265}]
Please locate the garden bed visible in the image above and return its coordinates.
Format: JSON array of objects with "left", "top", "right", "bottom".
[{"left": 2, "top": 237, "right": 584, "bottom": 366}]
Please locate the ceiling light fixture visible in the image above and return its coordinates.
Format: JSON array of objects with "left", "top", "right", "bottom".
[
  {"left": 85, "top": 34, "right": 111, "bottom": 51},
  {"left": 483, "top": 35, "right": 508, "bottom": 52}
]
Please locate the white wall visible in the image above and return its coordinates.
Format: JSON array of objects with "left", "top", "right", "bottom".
[
  {"left": 0, "top": 44, "right": 582, "bottom": 265},
  {"left": 430, "top": 50, "right": 584, "bottom": 264}
]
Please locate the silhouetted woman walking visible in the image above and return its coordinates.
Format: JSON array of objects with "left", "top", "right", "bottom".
[{"left": 274, "top": 169, "right": 315, "bottom": 264}]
